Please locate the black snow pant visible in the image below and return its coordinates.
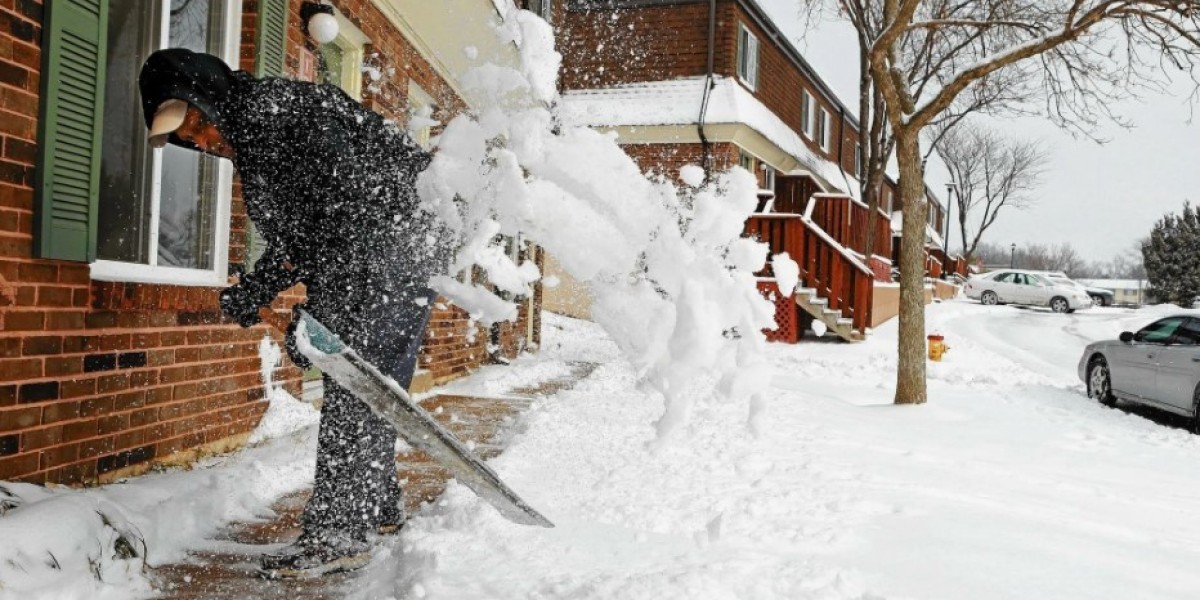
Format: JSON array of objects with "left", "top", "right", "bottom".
[{"left": 299, "top": 282, "right": 435, "bottom": 549}]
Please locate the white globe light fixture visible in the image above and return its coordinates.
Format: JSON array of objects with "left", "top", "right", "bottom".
[{"left": 308, "top": 12, "right": 339, "bottom": 44}]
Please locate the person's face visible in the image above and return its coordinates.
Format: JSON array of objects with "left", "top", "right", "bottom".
[{"left": 176, "top": 106, "right": 233, "bottom": 159}]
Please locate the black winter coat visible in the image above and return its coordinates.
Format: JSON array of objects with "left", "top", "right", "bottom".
[{"left": 140, "top": 49, "right": 449, "bottom": 360}]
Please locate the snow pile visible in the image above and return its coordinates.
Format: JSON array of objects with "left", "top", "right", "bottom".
[
  {"left": 0, "top": 430, "right": 316, "bottom": 600},
  {"left": 419, "top": 7, "right": 775, "bottom": 439},
  {"left": 247, "top": 335, "right": 319, "bottom": 445}
]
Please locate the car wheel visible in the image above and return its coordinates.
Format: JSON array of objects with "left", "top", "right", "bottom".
[
  {"left": 981, "top": 291, "right": 998, "bottom": 306},
  {"left": 1089, "top": 294, "right": 1105, "bottom": 306},
  {"left": 1088, "top": 357, "right": 1117, "bottom": 407},
  {"left": 1050, "top": 296, "right": 1070, "bottom": 313}
]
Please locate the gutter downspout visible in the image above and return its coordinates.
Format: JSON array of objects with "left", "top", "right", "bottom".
[{"left": 698, "top": 0, "right": 717, "bottom": 180}]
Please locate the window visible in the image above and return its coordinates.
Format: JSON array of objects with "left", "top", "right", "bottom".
[
  {"left": 1135, "top": 317, "right": 1186, "bottom": 344},
  {"left": 527, "top": 0, "right": 553, "bottom": 21},
  {"left": 316, "top": 10, "right": 369, "bottom": 100},
  {"left": 93, "top": 0, "right": 241, "bottom": 285},
  {"left": 739, "top": 150, "right": 754, "bottom": 172},
  {"left": 1174, "top": 319, "right": 1200, "bottom": 346},
  {"left": 761, "top": 164, "right": 776, "bottom": 191},
  {"left": 854, "top": 143, "right": 862, "bottom": 178},
  {"left": 994, "top": 272, "right": 1015, "bottom": 283},
  {"left": 406, "top": 82, "right": 437, "bottom": 149},
  {"left": 737, "top": 25, "right": 759, "bottom": 90},
  {"left": 816, "top": 108, "right": 831, "bottom": 151},
  {"left": 800, "top": 90, "right": 813, "bottom": 138}
]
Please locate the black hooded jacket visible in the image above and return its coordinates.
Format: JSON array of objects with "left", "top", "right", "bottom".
[{"left": 140, "top": 49, "right": 448, "bottom": 339}]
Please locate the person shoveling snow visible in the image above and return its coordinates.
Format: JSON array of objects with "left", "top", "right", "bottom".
[{"left": 139, "top": 48, "right": 448, "bottom": 578}]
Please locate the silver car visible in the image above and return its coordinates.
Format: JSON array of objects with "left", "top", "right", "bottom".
[
  {"left": 965, "top": 269, "right": 1093, "bottom": 313},
  {"left": 1079, "top": 315, "right": 1200, "bottom": 430}
]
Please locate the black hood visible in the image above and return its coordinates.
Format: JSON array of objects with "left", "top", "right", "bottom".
[{"left": 139, "top": 48, "right": 237, "bottom": 152}]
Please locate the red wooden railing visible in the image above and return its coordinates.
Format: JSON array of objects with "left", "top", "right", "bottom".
[
  {"left": 808, "top": 194, "right": 890, "bottom": 260},
  {"left": 745, "top": 214, "right": 875, "bottom": 333}
]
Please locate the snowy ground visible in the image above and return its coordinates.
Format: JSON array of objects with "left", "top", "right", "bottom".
[
  {"left": 8, "top": 302, "right": 1200, "bottom": 599},
  {"left": 370, "top": 303, "right": 1200, "bottom": 600}
]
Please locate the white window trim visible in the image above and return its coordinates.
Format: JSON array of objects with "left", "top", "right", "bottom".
[
  {"left": 800, "top": 90, "right": 813, "bottom": 138},
  {"left": 738, "top": 24, "right": 758, "bottom": 91},
  {"left": 407, "top": 81, "right": 436, "bottom": 149},
  {"left": 327, "top": 9, "right": 369, "bottom": 100},
  {"left": 818, "top": 108, "right": 831, "bottom": 151},
  {"left": 90, "top": 0, "right": 242, "bottom": 287}
]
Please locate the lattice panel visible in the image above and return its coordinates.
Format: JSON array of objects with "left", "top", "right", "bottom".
[{"left": 757, "top": 281, "right": 801, "bottom": 343}]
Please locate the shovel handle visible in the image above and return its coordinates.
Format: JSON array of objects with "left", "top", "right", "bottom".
[{"left": 257, "top": 306, "right": 292, "bottom": 334}]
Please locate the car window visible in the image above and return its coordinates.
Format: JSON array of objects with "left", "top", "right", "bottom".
[
  {"left": 993, "top": 272, "right": 1014, "bottom": 283},
  {"left": 1135, "top": 317, "right": 1186, "bottom": 344},
  {"left": 1174, "top": 319, "right": 1200, "bottom": 346},
  {"left": 1026, "top": 275, "right": 1045, "bottom": 286}
]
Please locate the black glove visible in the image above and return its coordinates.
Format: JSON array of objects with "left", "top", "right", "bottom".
[
  {"left": 218, "top": 284, "right": 263, "bottom": 328},
  {"left": 284, "top": 304, "right": 312, "bottom": 370}
]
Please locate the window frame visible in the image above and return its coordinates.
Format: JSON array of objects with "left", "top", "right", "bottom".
[
  {"left": 320, "top": 10, "right": 369, "bottom": 100},
  {"left": 737, "top": 24, "right": 759, "bottom": 90},
  {"left": 800, "top": 89, "right": 813, "bottom": 138},
  {"left": 1135, "top": 317, "right": 1186, "bottom": 344},
  {"left": 817, "top": 107, "right": 831, "bottom": 151},
  {"left": 90, "top": 0, "right": 242, "bottom": 287}
]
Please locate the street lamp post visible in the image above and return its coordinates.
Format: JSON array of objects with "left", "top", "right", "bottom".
[
  {"left": 1010, "top": 243, "right": 1016, "bottom": 268},
  {"left": 944, "top": 182, "right": 956, "bottom": 254}
]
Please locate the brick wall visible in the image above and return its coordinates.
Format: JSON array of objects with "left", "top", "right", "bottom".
[
  {"left": 621, "top": 142, "right": 737, "bottom": 182},
  {"left": 557, "top": 0, "right": 860, "bottom": 175},
  {"left": 0, "top": 1, "right": 526, "bottom": 485}
]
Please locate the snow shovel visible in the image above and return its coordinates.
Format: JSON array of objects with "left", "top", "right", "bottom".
[{"left": 258, "top": 307, "right": 554, "bottom": 528}]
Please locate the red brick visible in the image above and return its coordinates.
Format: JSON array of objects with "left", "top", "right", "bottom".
[
  {"left": 19, "top": 424, "right": 61, "bottom": 451},
  {"left": 0, "top": 405, "right": 38, "bottom": 431},
  {"left": 61, "top": 377, "right": 96, "bottom": 399},
  {"left": 40, "top": 442, "right": 79, "bottom": 469},
  {"left": 0, "top": 452, "right": 37, "bottom": 479},
  {"left": 63, "top": 419, "right": 99, "bottom": 442},
  {"left": 79, "top": 436, "right": 114, "bottom": 459},
  {"left": 41, "top": 400, "right": 79, "bottom": 424},
  {"left": 0, "top": 356, "right": 39, "bottom": 378},
  {"left": 44, "top": 356, "right": 82, "bottom": 376},
  {"left": 21, "top": 334, "right": 60, "bottom": 355},
  {"left": 79, "top": 396, "right": 113, "bottom": 417},
  {"left": 4, "top": 309, "right": 42, "bottom": 330}
]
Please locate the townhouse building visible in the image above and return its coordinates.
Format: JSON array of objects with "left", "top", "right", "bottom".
[
  {"left": 0, "top": 0, "right": 541, "bottom": 485},
  {"left": 549, "top": 0, "right": 963, "bottom": 341}
]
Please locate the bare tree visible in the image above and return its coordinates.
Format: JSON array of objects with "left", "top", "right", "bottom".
[
  {"left": 801, "top": 0, "right": 1200, "bottom": 405},
  {"left": 937, "top": 122, "right": 1046, "bottom": 260}
]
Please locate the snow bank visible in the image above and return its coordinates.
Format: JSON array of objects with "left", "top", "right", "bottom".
[
  {"left": 417, "top": 7, "right": 776, "bottom": 439},
  {"left": 0, "top": 337, "right": 319, "bottom": 600}
]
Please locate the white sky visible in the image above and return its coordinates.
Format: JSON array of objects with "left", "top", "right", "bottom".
[{"left": 757, "top": 0, "right": 1200, "bottom": 262}]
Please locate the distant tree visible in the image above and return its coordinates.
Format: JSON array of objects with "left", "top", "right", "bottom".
[
  {"left": 1143, "top": 204, "right": 1200, "bottom": 305},
  {"left": 937, "top": 123, "right": 1046, "bottom": 262}
]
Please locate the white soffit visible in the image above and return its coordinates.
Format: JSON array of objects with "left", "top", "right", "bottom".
[{"left": 371, "top": 0, "right": 522, "bottom": 107}]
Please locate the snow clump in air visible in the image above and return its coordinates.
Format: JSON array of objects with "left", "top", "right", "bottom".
[{"left": 418, "top": 7, "right": 776, "bottom": 439}]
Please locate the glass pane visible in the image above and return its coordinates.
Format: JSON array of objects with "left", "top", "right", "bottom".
[
  {"left": 320, "top": 43, "right": 346, "bottom": 88},
  {"left": 1138, "top": 318, "right": 1183, "bottom": 343},
  {"left": 97, "top": 1, "right": 157, "bottom": 263},
  {"left": 157, "top": 0, "right": 225, "bottom": 270}
]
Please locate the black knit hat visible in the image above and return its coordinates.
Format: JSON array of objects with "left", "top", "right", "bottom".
[{"left": 138, "top": 48, "right": 236, "bottom": 152}]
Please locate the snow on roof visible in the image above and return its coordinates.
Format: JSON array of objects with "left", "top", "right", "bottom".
[
  {"left": 1077, "top": 279, "right": 1148, "bottom": 290},
  {"left": 559, "top": 77, "right": 861, "bottom": 199}
]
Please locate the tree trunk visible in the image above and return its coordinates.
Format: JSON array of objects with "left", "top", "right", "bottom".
[{"left": 894, "top": 128, "right": 927, "bottom": 405}]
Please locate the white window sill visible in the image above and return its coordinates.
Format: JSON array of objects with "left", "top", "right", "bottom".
[
  {"left": 90, "top": 260, "right": 228, "bottom": 288},
  {"left": 736, "top": 76, "right": 756, "bottom": 92}
]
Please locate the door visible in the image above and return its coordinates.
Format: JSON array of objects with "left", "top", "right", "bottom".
[
  {"left": 1154, "top": 317, "right": 1200, "bottom": 411},
  {"left": 989, "top": 272, "right": 1017, "bottom": 302},
  {"left": 1109, "top": 317, "right": 1185, "bottom": 399}
]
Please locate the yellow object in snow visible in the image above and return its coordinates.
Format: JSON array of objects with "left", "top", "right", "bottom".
[{"left": 927, "top": 334, "right": 948, "bottom": 362}]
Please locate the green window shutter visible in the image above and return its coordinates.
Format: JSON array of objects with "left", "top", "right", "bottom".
[
  {"left": 34, "top": 0, "right": 108, "bottom": 262},
  {"left": 255, "top": 0, "right": 290, "bottom": 77}
]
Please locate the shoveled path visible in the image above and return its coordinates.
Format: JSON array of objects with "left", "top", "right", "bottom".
[{"left": 151, "top": 361, "right": 597, "bottom": 600}]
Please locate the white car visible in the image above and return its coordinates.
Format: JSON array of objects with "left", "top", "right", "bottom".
[
  {"left": 1079, "top": 315, "right": 1200, "bottom": 431},
  {"left": 964, "top": 269, "right": 1093, "bottom": 313}
]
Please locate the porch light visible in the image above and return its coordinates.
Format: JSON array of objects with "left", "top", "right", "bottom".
[{"left": 301, "top": 2, "right": 339, "bottom": 44}]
